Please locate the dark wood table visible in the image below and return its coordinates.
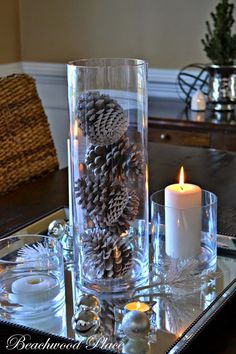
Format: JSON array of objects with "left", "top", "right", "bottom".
[
  {"left": 0, "top": 142, "right": 236, "bottom": 353},
  {"left": 1, "top": 142, "right": 236, "bottom": 237}
]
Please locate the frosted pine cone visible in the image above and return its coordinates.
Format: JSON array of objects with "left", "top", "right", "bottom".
[
  {"left": 82, "top": 229, "right": 132, "bottom": 279},
  {"left": 77, "top": 91, "right": 128, "bottom": 146},
  {"left": 75, "top": 176, "right": 108, "bottom": 218},
  {"left": 104, "top": 189, "right": 139, "bottom": 234},
  {"left": 75, "top": 177, "right": 139, "bottom": 233},
  {"left": 85, "top": 135, "right": 144, "bottom": 182}
]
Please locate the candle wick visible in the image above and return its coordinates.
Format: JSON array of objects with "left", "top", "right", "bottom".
[{"left": 180, "top": 185, "right": 184, "bottom": 191}]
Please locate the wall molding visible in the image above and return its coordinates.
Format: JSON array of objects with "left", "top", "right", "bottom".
[
  {"left": 0, "top": 61, "right": 180, "bottom": 99},
  {"left": 22, "top": 62, "right": 67, "bottom": 85},
  {"left": 148, "top": 67, "right": 179, "bottom": 99},
  {"left": 22, "top": 62, "right": 180, "bottom": 99}
]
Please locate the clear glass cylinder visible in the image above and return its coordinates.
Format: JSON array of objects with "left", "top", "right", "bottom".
[
  {"left": 0, "top": 235, "right": 66, "bottom": 335},
  {"left": 151, "top": 190, "right": 217, "bottom": 283},
  {"left": 67, "top": 58, "right": 149, "bottom": 293}
]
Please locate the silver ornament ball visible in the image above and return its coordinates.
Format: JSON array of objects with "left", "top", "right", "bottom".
[
  {"left": 48, "top": 219, "right": 67, "bottom": 239},
  {"left": 72, "top": 308, "right": 100, "bottom": 337},
  {"left": 76, "top": 294, "right": 101, "bottom": 313},
  {"left": 123, "top": 338, "right": 151, "bottom": 354},
  {"left": 122, "top": 310, "right": 150, "bottom": 339}
]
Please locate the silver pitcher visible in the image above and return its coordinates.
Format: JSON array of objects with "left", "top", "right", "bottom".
[{"left": 207, "top": 65, "right": 236, "bottom": 111}]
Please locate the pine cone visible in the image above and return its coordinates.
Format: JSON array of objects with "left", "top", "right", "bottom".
[
  {"left": 85, "top": 135, "right": 144, "bottom": 182},
  {"left": 82, "top": 229, "right": 132, "bottom": 279},
  {"left": 75, "top": 176, "right": 108, "bottom": 218},
  {"left": 77, "top": 91, "right": 128, "bottom": 146},
  {"left": 104, "top": 188, "right": 139, "bottom": 234},
  {"left": 75, "top": 177, "right": 139, "bottom": 233}
]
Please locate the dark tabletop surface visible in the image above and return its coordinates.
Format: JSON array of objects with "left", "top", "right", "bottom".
[
  {"left": 1, "top": 142, "right": 236, "bottom": 237},
  {"left": 0, "top": 142, "right": 236, "bottom": 353}
]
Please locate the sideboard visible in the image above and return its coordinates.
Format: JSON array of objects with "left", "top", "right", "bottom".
[{"left": 148, "top": 98, "right": 236, "bottom": 151}]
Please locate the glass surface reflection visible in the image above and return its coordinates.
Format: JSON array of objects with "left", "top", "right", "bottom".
[
  {"left": 1, "top": 230, "right": 235, "bottom": 353},
  {"left": 0, "top": 235, "right": 66, "bottom": 336},
  {"left": 62, "top": 252, "right": 236, "bottom": 353}
]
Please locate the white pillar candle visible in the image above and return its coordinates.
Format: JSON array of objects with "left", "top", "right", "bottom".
[
  {"left": 10, "top": 275, "right": 60, "bottom": 306},
  {"left": 165, "top": 167, "right": 202, "bottom": 259}
]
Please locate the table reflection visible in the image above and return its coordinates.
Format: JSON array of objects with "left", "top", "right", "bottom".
[{"left": 186, "top": 108, "right": 236, "bottom": 124}]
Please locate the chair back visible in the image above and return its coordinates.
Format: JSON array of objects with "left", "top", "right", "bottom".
[{"left": 0, "top": 74, "right": 59, "bottom": 194}]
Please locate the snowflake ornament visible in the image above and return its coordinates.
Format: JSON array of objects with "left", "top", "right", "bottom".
[{"left": 16, "top": 242, "right": 51, "bottom": 268}]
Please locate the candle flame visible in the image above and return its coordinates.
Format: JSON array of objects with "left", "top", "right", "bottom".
[
  {"left": 137, "top": 301, "right": 141, "bottom": 310},
  {"left": 179, "top": 166, "right": 185, "bottom": 188}
]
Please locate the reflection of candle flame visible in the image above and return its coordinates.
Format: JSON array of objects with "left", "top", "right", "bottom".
[
  {"left": 79, "top": 163, "right": 84, "bottom": 173},
  {"left": 137, "top": 301, "right": 141, "bottom": 310},
  {"left": 114, "top": 246, "right": 119, "bottom": 260},
  {"left": 179, "top": 166, "right": 185, "bottom": 189},
  {"left": 120, "top": 231, "right": 128, "bottom": 238},
  {"left": 74, "top": 120, "right": 78, "bottom": 138},
  {"left": 177, "top": 331, "right": 183, "bottom": 338}
]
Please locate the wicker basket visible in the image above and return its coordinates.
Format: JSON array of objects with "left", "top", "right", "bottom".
[{"left": 0, "top": 74, "right": 59, "bottom": 194}]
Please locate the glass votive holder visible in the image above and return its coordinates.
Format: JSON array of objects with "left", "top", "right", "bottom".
[
  {"left": 0, "top": 234, "right": 66, "bottom": 335},
  {"left": 151, "top": 190, "right": 217, "bottom": 286}
]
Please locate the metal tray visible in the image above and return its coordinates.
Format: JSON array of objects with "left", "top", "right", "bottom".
[{"left": 0, "top": 208, "right": 236, "bottom": 354}]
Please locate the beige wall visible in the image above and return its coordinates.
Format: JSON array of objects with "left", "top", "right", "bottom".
[
  {"left": 0, "top": 0, "right": 21, "bottom": 64},
  {"left": 1, "top": 0, "right": 235, "bottom": 68},
  {"left": 19, "top": 0, "right": 229, "bottom": 68}
]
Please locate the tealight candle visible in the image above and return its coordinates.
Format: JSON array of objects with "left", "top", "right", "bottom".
[
  {"left": 165, "top": 167, "right": 202, "bottom": 259},
  {"left": 125, "top": 301, "right": 150, "bottom": 313},
  {"left": 10, "top": 275, "right": 60, "bottom": 306},
  {"left": 191, "top": 90, "right": 206, "bottom": 111}
]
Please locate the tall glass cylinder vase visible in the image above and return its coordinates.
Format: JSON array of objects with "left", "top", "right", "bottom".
[{"left": 67, "top": 58, "right": 148, "bottom": 293}]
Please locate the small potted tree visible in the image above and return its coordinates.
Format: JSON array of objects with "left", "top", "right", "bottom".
[{"left": 202, "top": 0, "right": 236, "bottom": 111}]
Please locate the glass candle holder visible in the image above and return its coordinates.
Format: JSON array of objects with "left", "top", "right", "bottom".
[
  {"left": 151, "top": 190, "right": 217, "bottom": 284},
  {"left": 0, "top": 234, "right": 66, "bottom": 335},
  {"left": 67, "top": 58, "right": 149, "bottom": 293}
]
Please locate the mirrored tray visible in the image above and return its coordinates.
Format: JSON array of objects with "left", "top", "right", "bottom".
[{"left": 1, "top": 207, "right": 236, "bottom": 354}]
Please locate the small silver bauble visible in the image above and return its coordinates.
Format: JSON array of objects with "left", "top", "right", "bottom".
[
  {"left": 48, "top": 219, "right": 67, "bottom": 239},
  {"left": 122, "top": 310, "right": 150, "bottom": 339},
  {"left": 76, "top": 294, "right": 101, "bottom": 313},
  {"left": 72, "top": 308, "right": 100, "bottom": 337},
  {"left": 123, "top": 338, "right": 151, "bottom": 354}
]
